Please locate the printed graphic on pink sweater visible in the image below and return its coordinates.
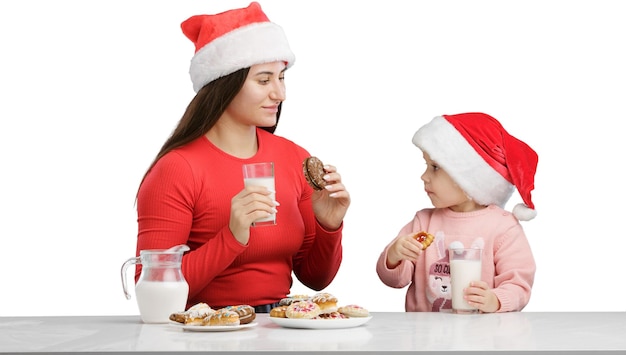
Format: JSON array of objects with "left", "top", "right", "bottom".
[{"left": 426, "top": 233, "right": 452, "bottom": 312}]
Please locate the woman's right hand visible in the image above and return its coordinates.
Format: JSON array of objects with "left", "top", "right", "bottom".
[
  {"left": 229, "top": 185, "right": 278, "bottom": 245},
  {"left": 386, "top": 233, "right": 425, "bottom": 268}
]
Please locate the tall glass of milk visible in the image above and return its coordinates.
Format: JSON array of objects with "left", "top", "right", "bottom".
[
  {"left": 449, "top": 247, "right": 482, "bottom": 314},
  {"left": 242, "top": 162, "right": 276, "bottom": 226},
  {"left": 121, "top": 246, "right": 189, "bottom": 323}
]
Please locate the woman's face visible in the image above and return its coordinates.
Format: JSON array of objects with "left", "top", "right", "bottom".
[
  {"left": 421, "top": 151, "right": 477, "bottom": 212},
  {"left": 224, "top": 61, "right": 287, "bottom": 128}
]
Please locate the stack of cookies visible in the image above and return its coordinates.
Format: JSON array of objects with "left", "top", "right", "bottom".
[
  {"left": 169, "top": 303, "right": 256, "bottom": 326},
  {"left": 270, "top": 292, "right": 369, "bottom": 319}
]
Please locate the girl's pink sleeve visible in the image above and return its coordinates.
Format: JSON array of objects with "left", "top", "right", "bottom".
[
  {"left": 376, "top": 218, "right": 420, "bottom": 288},
  {"left": 491, "top": 225, "right": 536, "bottom": 312}
]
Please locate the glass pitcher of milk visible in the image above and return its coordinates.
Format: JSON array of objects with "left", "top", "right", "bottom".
[{"left": 121, "top": 245, "right": 190, "bottom": 323}]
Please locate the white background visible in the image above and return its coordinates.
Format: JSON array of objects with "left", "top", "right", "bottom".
[{"left": 1, "top": 0, "right": 624, "bottom": 316}]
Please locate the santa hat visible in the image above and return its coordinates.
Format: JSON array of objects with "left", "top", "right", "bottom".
[
  {"left": 412, "top": 113, "right": 539, "bottom": 221},
  {"left": 181, "top": 2, "right": 295, "bottom": 93}
]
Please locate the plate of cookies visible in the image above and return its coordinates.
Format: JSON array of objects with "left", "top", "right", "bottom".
[
  {"left": 169, "top": 303, "right": 258, "bottom": 332},
  {"left": 169, "top": 321, "right": 258, "bottom": 332},
  {"left": 268, "top": 293, "right": 372, "bottom": 329}
]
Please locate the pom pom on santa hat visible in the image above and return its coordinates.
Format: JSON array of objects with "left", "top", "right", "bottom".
[
  {"left": 412, "top": 112, "right": 538, "bottom": 221},
  {"left": 181, "top": 2, "right": 295, "bottom": 93}
]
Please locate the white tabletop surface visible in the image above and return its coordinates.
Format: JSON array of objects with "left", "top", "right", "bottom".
[{"left": 1, "top": 312, "right": 624, "bottom": 354}]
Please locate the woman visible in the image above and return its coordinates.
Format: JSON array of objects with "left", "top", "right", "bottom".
[{"left": 135, "top": 2, "right": 350, "bottom": 313}]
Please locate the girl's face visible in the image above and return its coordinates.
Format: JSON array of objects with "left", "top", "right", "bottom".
[
  {"left": 224, "top": 61, "right": 287, "bottom": 128},
  {"left": 421, "top": 151, "right": 481, "bottom": 212}
]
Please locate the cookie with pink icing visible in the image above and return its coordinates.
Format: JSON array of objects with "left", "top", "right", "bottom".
[
  {"left": 337, "top": 304, "right": 370, "bottom": 318},
  {"left": 316, "top": 311, "right": 348, "bottom": 319},
  {"left": 285, "top": 300, "right": 321, "bottom": 319}
]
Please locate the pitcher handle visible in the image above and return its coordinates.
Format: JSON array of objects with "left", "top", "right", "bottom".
[{"left": 120, "top": 256, "right": 141, "bottom": 300}]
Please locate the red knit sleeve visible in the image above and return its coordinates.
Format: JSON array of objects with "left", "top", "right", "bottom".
[
  {"left": 136, "top": 152, "right": 195, "bottom": 269},
  {"left": 135, "top": 151, "right": 246, "bottom": 296},
  {"left": 291, "top": 180, "right": 343, "bottom": 290}
]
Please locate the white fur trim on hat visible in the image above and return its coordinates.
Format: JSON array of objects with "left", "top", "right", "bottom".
[
  {"left": 190, "top": 22, "right": 295, "bottom": 93},
  {"left": 412, "top": 116, "right": 515, "bottom": 208},
  {"left": 512, "top": 203, "right": 537, "bottom": 221}
]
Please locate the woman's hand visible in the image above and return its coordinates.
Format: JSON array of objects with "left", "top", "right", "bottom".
[
  {"left": 229, "top": 185, "right": 278, "bottom": 244},
  {"left": 464, "top": 281, "right": 501, "bottom": 313},
  {"left": 311, "top": 164, "right": 350, "bottom": 231},
  {"left": 386, "top": 233, "right": 425, "bottom": 268}
]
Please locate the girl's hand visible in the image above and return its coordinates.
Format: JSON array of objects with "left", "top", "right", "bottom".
[
  {"left": 311, "top": 164, "right": 350, "bottom": 230},
  {"left": 386, "top": 233, "right": 426, "bottom": 268},
  {"left": 464, "top": 281, "right": 501, "bottom": 313},
  {"left": 229, "top": 185, "right": 278, "bottom": 245}
]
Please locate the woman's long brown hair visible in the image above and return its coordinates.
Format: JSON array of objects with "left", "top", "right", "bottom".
[{"left": 137, "top": 67, "right": 282, "bottom": 194}]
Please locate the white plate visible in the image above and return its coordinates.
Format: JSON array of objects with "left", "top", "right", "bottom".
[
  {"left": 168, "top": 320, "right": 258, "bottom": 332},
  {"left": 268, "top": 316, "right": 372, "bottom": 329}
]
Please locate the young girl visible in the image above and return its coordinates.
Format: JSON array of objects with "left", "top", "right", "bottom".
[
  {"left": 135, "top": 2, "right": 351, "bottom": 313},
  {"left": 376, "top": 112, "right": 537, "bottom": 313}
]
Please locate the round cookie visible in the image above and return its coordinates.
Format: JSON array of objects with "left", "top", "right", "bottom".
[
  {"left": 279, "top": 294, "right": 310, "bottom": 306},
  {"left": 302, "top": 156, "right": 327, "bottom": 191},
  {"left": 311, "top": 292, "right": 339, "bottom": 314},
  {"left": 414, "top": 231, "right": 435, "bottom": 249},
  {"left": 220, "top": 305, "right": 256, "bottom": 324},
  {"left": 204, "top": 309, "right": 240, "bottom": 326},
  {"left": 169, "top": 302, "right": 214, "bottom": 325},
  {"left": 285, "top": 300, "right": 321, "bottom": 319},
  {"left": 270, "top": 305, "right": 289, "bottom": 318},
  {"left": 338, "top": 304, "right": 370, "bottom": 318},
  {"left": 316, "top": 311, "right": 348, "bottom": 319},
  {"left": 169, "top": 311, "right": 186, "bottom": 324}
]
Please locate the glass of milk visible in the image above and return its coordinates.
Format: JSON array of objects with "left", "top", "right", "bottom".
[
  {"left": 121, "top": 247, "right": 189, "bottom": 323},
  {"left": 449, "top": 247, "right": 482, "bottom": 314},
  {"left": 242, "top": 162, "right": 276, "bottom": 226}
]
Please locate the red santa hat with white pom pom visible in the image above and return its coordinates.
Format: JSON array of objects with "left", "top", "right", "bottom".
[
  {"left": 412, "top": 112, "right": 539, "bottom": 221},
  {"left": 181, "top": 2, "right": 295, "bottom": 93}
]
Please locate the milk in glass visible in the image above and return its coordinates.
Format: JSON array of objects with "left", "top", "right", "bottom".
[
  {"left": 449, "top": 248, "right": 482, "bottom": 314},
  {"left": 242, "top": 162, "right": 276, "bottom": 226}
]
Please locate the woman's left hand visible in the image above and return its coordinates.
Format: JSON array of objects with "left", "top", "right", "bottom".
[{"left": 311, "top": 164, "right": 350, "bottom": 231}]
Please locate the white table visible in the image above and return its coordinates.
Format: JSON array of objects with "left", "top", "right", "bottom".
[{"left": 1, "top": 312, "right": 624, "bottom": 354}]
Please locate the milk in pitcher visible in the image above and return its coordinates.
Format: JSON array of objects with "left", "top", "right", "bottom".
[{"left": 135, "top": 281, "right": 189, "bottom": 323}]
